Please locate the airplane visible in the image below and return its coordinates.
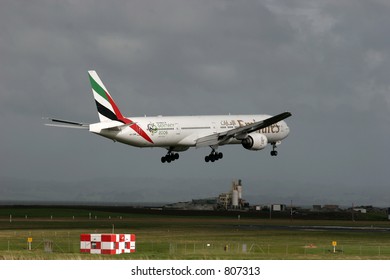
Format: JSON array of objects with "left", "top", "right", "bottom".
[{"left": 46, "top": 71, "right": 291, "bottom": 163}]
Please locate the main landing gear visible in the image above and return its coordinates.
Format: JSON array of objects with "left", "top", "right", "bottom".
[
  {"left": 205, "top": 149, "right": 223, "bottom": 163},
  {"left": 161, "top": 152, "right": 179, "bottom": 163},
  {"left": 270, "top": 142, "right": 278, "bottom": 156}
]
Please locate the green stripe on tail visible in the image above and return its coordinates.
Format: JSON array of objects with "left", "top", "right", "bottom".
[{"left": 89, "top": 73, "right": 109, "bottom": 102}]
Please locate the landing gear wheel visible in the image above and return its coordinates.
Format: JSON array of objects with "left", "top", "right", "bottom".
[
  {"left": 205, "top": 149, "right": 223, "bottom": 163},
  {"left": 271, "top": 143, "right": 278, "bottom": 156},
  {"left": 161, "top": 151, "right": 180, "bottom": 163}
]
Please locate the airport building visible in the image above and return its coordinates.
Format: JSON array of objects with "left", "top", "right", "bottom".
[
  {"left": 164, "top": 179, "right": 249, "bottom": 211},
  {"left": 217, "top": 180, "right": 247, "bottom": 210}
]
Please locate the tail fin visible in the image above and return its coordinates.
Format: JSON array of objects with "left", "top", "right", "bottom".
[{"left": 88, "top": 70, "right": 125, "bottom": 122}]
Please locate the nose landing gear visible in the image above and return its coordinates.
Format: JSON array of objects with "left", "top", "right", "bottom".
[{"left": 270, "top": 143, "right": 278, "bottom": 156}]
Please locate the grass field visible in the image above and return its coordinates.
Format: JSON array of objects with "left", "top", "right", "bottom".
[{"left": 1, "top": 206, "right": 390, "bottom": 260}]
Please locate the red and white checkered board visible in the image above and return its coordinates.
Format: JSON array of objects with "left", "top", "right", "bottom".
[{"left": 80, "top": 234, "right": 136, "bottom": 254}]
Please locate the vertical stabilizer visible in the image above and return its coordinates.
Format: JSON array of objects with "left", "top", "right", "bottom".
[{"left": 88, "top": 70, "right": 125, "bottom": 122}]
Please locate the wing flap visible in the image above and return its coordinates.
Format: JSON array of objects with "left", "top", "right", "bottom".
[{"left": 195, "top": 133, "right": 219, "bottom": 148}]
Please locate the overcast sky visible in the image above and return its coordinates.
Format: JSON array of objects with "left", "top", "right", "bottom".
[{"left": 1, "top": 0, "right": 390, "bottom": 206}]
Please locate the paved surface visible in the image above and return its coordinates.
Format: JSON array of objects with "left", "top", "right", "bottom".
[{"left": 235, "top": 224, "right": 390, "bottom": 232}]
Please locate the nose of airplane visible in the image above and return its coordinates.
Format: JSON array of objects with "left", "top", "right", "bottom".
[{"left": 281, "top": 121, "right": 290, "bottom": 138}]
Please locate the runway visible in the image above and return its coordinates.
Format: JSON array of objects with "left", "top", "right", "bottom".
[{"left": 235, "top": 224, "right": 390, "bottom": 232}]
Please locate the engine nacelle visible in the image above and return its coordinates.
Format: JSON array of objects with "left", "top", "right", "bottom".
[{"left": 241, "top": 133, "right": 268, "bottom": 151}]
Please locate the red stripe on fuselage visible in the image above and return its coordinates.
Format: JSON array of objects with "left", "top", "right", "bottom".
[
  {"left": 106, "top": 92, "right": 154, "bottom": 144},
  {"left": 128, "top": 122, "right": 154, "bottom": 144}
]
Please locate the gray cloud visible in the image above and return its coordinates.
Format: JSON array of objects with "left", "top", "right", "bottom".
[{"left": 1, "top": 0, "right": 390, "bottom": 206}]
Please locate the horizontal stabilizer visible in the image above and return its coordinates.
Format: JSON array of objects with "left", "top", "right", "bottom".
[
  {"left": 45, "top": 123, "right": 88, "bottom": 129},
  {"left": 44, "top": 118, "right": 89, "bottom": 129},
  {"left": 89, "top": 120, "right": 135, "bottom": 132}
]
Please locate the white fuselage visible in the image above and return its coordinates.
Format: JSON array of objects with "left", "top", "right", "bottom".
[{"left": 89, "top": 114, "right": 290, "bottom": 151}]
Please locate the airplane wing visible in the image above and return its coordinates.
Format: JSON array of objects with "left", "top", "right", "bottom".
[{"left": 195, "top": 112, "right": 292, "bottom": 148}]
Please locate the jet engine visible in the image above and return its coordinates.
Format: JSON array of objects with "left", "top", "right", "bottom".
[{"left": 241, "top": 133, "right": 268, "bottom": 151}]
